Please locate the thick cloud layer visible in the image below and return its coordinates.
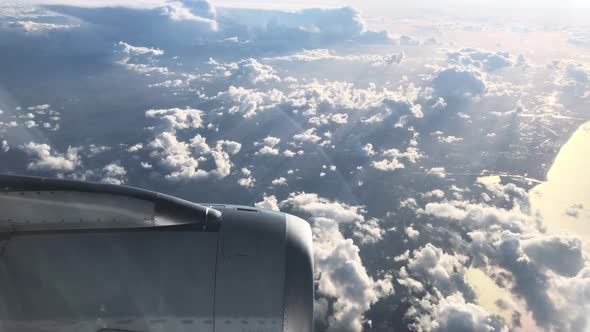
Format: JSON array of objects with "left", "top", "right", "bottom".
[
  {"left": 1, "top": 2, "right": 589, "bottom": 332},
  {"left": 281, "top": 193, "right": 393, "bottom": 332}
]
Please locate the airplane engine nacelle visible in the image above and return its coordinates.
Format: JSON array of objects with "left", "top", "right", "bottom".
[{"left": 0, "top": 175, "right": 314, "bottom": 332}]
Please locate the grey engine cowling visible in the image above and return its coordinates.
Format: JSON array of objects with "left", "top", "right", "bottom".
[{"left": 0, "top": 175, "right": 313, "bottom": 332}]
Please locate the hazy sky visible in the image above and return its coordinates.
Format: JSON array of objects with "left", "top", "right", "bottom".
[{"left": 8, "top": 0, "right": 590, "bottom": 9}]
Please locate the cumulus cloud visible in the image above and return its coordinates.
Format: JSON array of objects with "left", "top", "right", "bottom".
[
  {"left": 237, "top": 167, "right": 255, "bottom": 187},
  {"left": 427, "top": 167, "right": 447, "bottom": 178},
  {"left": 430, "top": 66, "right": 487, "bottom": 99},
  {"left": 405, "top": 225, "right": 420, "bottom": 240},
  {"left": 255, "top": 136, "right": 281, "bottom": 155},
  {"left": 447, "top": 48, "right": 514, "bottom": 72},
  {"left": 1, "top": 140, "right": 9, "bottom": 152},
  {"left": 424, "top": 200, "right": 528, "bottom": 233},
  {"left": 220, "top": 6, "right": 391, "bottom": 48},
  {"left": 215, "top": 86, "right": 285, "bottom": 118},
  {"left": 522, "top": 235, "right": 584, "bottom": 277},
  {"left": 476, "top": 179, "right": 530, "bottom": 211},
  {"left": 293, "top": 128, "right": 322, "bottom": 143},
  {"left": 118, "top": 41, "right": 164, "bottom": 57},
  {"left": 353, "top": 218, "right": 385, "bottom": 244},
  {"left": 100, "top": 162, "right": 127, "bottom": 184},
  {"left": 372, "top": 158, "right": 405, "bottom": 171},
  {"left": 364, "top": 136, "right": 423, "bottom": 171},
  {"left": 399, "top": 244, "right": 507, "bottom": 331},
  {"left": 255, "top": 194, "right": 280, "bottom": 211},
  {"left": 281, "top": 192, "right": 393, "bottom": 332},
  {"left": 21, "top": 142, "right": 81, "bottom": 173},
  {"left": 438, "top": 136, "right": 463, "bottom": 144},
  {"left": 403, "top": 243, "right": 469, "bottom": 294},
  {"left": 271, "top": 177, "right": 287, "bottom": 186},
  {"left": 206, "top": 58, "right": 280, "bottom": 85},
  {"left": 428, "top": 293, "right": 508, "bottom": 332},
  {"left": 145, "top": 107, "right": 241, "bottom": 181},
  {"left": 160, "top": 0, "right": 217, "bottom": 30},
  {"left": 382, "top": 144, "right": 422, "bottom": 163},
  {"left": 421, "top": 179, "right": 590, "bottom": 331},
  {"left": 116, "top": 41, "right": 168, "bottom": 74},
  {"left": 146, "top": 107, "right": 204, "bottom": 130}
]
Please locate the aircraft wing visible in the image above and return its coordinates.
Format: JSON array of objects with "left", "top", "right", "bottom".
[{"left": 0, "top": 175, "right": 313, "bottom": 332}]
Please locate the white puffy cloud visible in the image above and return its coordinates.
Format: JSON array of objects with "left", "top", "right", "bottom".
[
  {"left": 145, "top": 108, "right": 241, "bottom": 181},
  {"left": 215, "top": 86, "right": 285, "bottom": 118},
  {"left": 427, "top": 167, "right": 447, "bottom": 178},
  {"left": 308, "top": 112, "right": 349, "bottom": 126},
  {"left": 271, "top": 177, "right": 287, "bottom": 186},
  {"left": 206, "top": 58, "right": 280, "bottom": 84},
  {"left": 353, "top": 218, "right": 385, "bottom": 244},
  {"left": 383, "top": 145, "right": 422, "bottom": 164},
  {"left": 281, "top": 193, "right": 393, "bottom": 332},
  {"left": 428, "top": 293, "right": 508, "bottom": 332},
  {"left": 261, "top": 136, "right": 280, "bottom": 147},
  {"left": 221, "top": 6, "right": 390, "bottom": 46},
  {"left": 424, "top": 200, "right": 528, "bottom": 233},
  {"left": 100, "top": 162, "right": 127, "bottom": 185},
  {"left": 447, "top": 48, "right": 514, "bottom": 72},
  {"left": 522, "top": 235, "right": 584, "bottom": 277},
  {"left": 148, "top": 131, "right": 208, "bottom": 180},
  {"left": 437, "top": 136, "right": 463, "bottom": 144},
  {"left": 477, "top": 180, "right": 530, "bottom": 211},
  {"left": 372, "top": 158, "right": 405, "bottom": 171},
  {"left": 126, "top": 143, "right": 143, "bottom": 152},
  {"left": 405, "top": 226, "right": 420, "bottom": 240},
  {"left": 210, "top": 140, "right": 242, "bottom": 178},
  {"left": 21, "top": 142, "right": 81, "bottom": 173},
  {"left": 86, "top": 144, "right": 111, "bottom": 157},
  {"left": 293, "top": 128, "right": 322, "bottom": 143},
  {"left": 423, "top": 189, "right": 445, "bottom": 199},
  {"left": 369, "top": 138, "right": 422, "bottom": 172},
  {"left": 255, "top": 194, "right": 280, "bottom": 211},
  {"left": 149, "top": 79, "right": 186, "bottom": 89},
  {"left": 362, "top": 143, "right": 375, "bottom": 156},
  {"left": 399, "top": 244, "right": 507, "bottom": 331},
  {"left": 116, "top": 41, "right": 168, "bottom": 74},
  {"left": 237, "top": 167, "right": 255, "bottom": 187},
  {"left": 282, "top": 149, "right": 297, "bottom": 157},
  {"left": 551, "top": 267, "right": 590, "bottom": 331},
  {"left": 255, "top": 145, "right": 278, "bottom": 155},
  {"left": 1, "top": 140, "right": 9, "bottom": 152},
  {"left": 145, "top": 107, "right": 204, "bottom": 130},
  {"left": 118, "top": 41, "right": 164, "bottom": 57},
  {"left": 430, "top": 66, "right": 487, "bottom": 99},
  {"left": 404, "top": 244, "right": 469, "bottom": 294},
  {"left": 160, "top": 0, "right": 217, "bottom": 30},
  {"left": 255, "top": 136, "right": 281, "bottom": 155}
]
